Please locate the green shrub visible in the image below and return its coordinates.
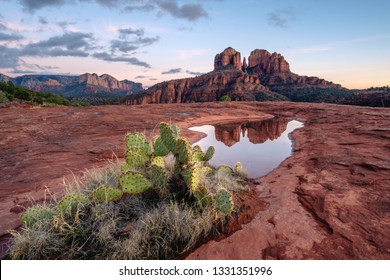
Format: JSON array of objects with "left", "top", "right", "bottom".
[{"left": 220, "top": 95, "right": 231, "bottom": 102}]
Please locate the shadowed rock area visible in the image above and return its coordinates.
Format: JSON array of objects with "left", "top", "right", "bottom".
[{"left": 1, "top": 102, "right": 389, "bottom": 259}]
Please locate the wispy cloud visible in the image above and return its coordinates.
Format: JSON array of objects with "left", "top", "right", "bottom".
[
  {"left": 17, "top": 0, "right": 209, "bottom": 22},
  {"left": 267, "top": 7, "right": 297, "bottom": 28},
  {"left": 186, "top": 70, "right": 205, "bottom": 76},
  {"left": 161, "top": 68, "right": 182, "bottom": 74}
]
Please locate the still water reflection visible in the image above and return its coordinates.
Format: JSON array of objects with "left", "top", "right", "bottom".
[{"left": 189, "top": 118, "right": 303, "bottom": 178}]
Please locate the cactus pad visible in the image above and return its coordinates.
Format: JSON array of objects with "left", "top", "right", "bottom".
[
  {"left": 192, "top": 149, "right": 205, "bottom": 162},
  {"left": 119, "top": 172, "right": 152, "bottom": 195},
  {"left": 153, "top": 136, "right": 170, "bottom": 157},
  {"left": 149, "top": 164, "right": 168, "bottom": 189},
  {"left": 57, "top": 194, "right": 90, "bottom": 216},
  {"left": 125, "top": 132, "right": 151, "bottom": 154},
  {"left": 213, "top": 188, "right": 233, "bottom": 215},
  {"left": 203, "top": 146, "right": 215, "bottom": 162},
  {"left": 176, "top": 138, "right": 192, "bottom": 164},
  {"left": 182, "top": 165, "right": 200, "bottom": 191},
  {"left": 125, "top": 147, "right": 149, "bottom": 169},
  {"left": 21, "top": 206, "right": 56, "bottom": 227},
  {"left": 217, "top": 164, "right": 233, "bottom": 175},
  {"left": 92, "top": 186, "right": 123, "bottom": 203},
  {"left": 160, "top": 122, "right": 177, "bottom": 153}
]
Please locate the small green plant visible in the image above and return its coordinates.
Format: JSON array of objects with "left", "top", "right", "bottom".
[{"left": 219, "top": 95, "right": 231, "bottom": 102}]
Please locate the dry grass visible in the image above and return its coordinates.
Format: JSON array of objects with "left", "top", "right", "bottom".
[{"left": 9, "top": 158, "right": 246, "bottom": 260}]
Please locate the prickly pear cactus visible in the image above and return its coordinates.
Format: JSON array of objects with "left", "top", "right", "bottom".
[
  {"left": 160, "top": 122, "right": 177, "bottom": 153},
  {"left": 203, "top": 146, "right": 215, "bottom": 162},
  {"left": 125, "top": 132, "right": 151, "bottom": 154},
  {"left": 57, "top": 194, "right": 90, "bottom": 216},
  {"left": 21, "top": 206, "right": 56, "bottom": 227},
  {"left": 153, "top": 136, "right": 170, "bottom": 157},
  {"left": 176, "top": 138, "right": 192, "bottom": 164},
  {"left": 119, "top": 171, "right": 152, "bottom": 195},
  {"left": 92, "top": 186, "right": 123, "bottom": 203},
  {"left": 149, "top": 164, "right": 168, "bottom": 189},
  {"left": 213, "top": 188, "right": 233, "bottom": 215}
]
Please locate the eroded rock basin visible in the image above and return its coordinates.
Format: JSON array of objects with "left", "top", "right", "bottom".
[
  {"left": 190, "top": 119, "right": 304, "bottom": 178},
  {"left": 1, "top": 102, "right": 390, "bottom": 259}
]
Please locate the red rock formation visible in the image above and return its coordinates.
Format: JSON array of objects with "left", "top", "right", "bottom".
[
  {"left": 248, "top": 49, "right": 290, "bottom": 74},
  {"left": 214, "top": 47, "right": 242, "bottom": 71},
  {"left": 125, "top": 69, "right": 285, "bottom": 105}
]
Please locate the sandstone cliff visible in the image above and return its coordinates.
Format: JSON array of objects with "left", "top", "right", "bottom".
[{"left": 214, "top": 47, "right": 242, "bottom": 71}]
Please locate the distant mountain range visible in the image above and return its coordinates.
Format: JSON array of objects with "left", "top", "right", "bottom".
[{"left": 0, "top": 73, "right": 143, "bottom": 102}]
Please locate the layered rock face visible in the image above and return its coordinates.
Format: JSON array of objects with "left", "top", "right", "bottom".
[
  {"left": 247, "top": 49, "right": 290, "bottom": 74},
  {"left": 0, "top": 73, "right": 143, "bottom": 97},
  {"left": 214, "top": 47, "right": 242, "bottom": 71},
  {"left": 125, "top": 69, "right": 286, "bottom": 105}
]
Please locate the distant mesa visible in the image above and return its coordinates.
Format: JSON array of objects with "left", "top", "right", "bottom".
[
  {"left": 124, "top": 46, "right": 343, "bottom": 105},
  {"left": 214, "top": 118, "right": 288, "bottom": 147}
]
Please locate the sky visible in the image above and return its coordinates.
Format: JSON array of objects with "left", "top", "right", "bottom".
[{"left": 0, "top": 0, "right": 389, "bottom": 89}]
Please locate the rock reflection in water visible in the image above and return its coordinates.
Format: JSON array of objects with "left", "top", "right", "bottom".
[
  {"left": 214, "top": 118, "right": 288, "bottom": 147},
  {"left": 189, "top": 118, "right": 303, "bottom": 178}
]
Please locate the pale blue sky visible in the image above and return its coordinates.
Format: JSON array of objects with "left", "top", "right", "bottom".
[{"left": 0, "top": 0, "right": 389, "bottom": 88}]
